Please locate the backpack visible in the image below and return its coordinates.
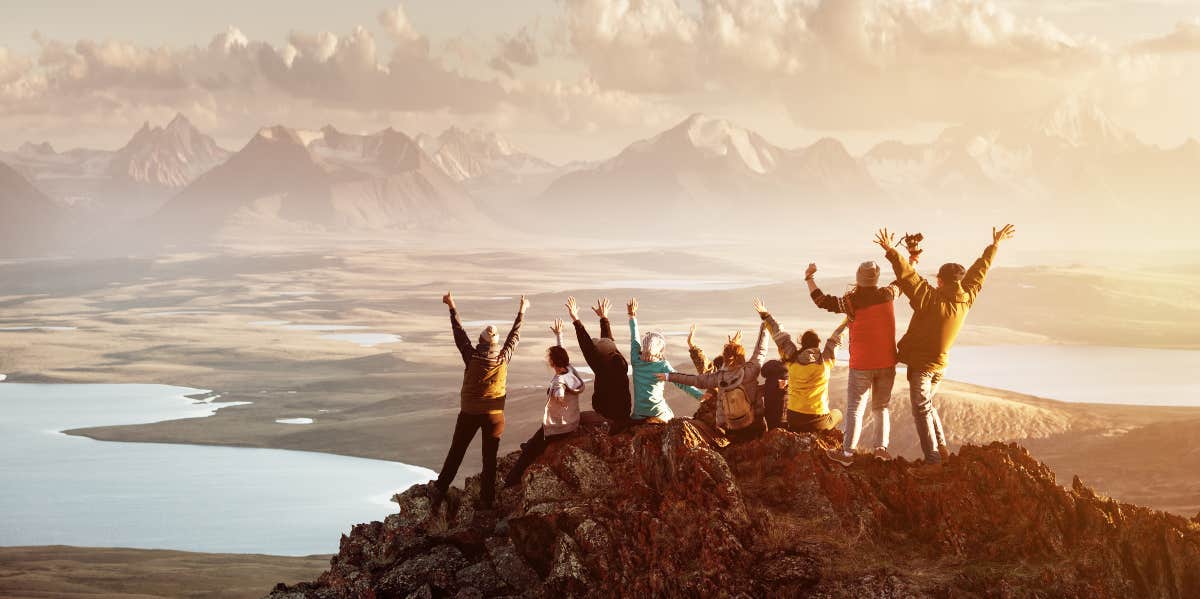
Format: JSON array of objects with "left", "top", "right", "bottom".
[{"left": 718, "top": 384, "right": 757, "bottom": 430}]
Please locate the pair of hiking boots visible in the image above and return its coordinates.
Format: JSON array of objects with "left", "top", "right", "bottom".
[{"left": 825, "top": 444, "right": 950, "bottom": 469}]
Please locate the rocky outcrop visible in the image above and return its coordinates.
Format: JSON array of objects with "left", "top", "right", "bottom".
[{"left": 269, "top": 419, "right": 1200, "bottom": 598}]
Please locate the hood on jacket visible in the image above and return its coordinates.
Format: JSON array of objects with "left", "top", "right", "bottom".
[
  {"left": 591, "top": 337, "right": 628, "bottom": 370},
  {"left": 795, "top": 347, "right": 824, "bottom": 365}
]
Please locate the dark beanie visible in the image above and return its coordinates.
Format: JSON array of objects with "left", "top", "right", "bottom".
[
  {"left": 800, "top": 330, "right": 820, "bottom": 350},
  {"left": 938, "top": 263, "right": 966, "bottom": 282}
]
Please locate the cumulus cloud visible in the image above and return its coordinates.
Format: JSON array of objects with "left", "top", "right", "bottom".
[
  {"left": 490, "top": 26, "right": 540, "bottom": 77},
  {"left": 562, "top": 0, "right": 1105, "bottom": 128},
  {"left": 1132, "top": 18, "right": 1200, "bottom": 54}
]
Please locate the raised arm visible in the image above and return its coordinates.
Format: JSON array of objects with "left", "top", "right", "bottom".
[
  {"left": 823, "top": 318, "right": 848, "bottom": 365},
  {"left": 550, "top": 318, "right": 564, "bottom": 347},
  {"left": 686, "top": 323, "right": 713, "bottom": 373},
  {"left": 754, "top": 298, "right": 798, "bottom": 361},
  {"left": 962, "top": 225, "right": 1014, "bottom": 303},
  {"left": 444, "top": 292, "right": 473, "bottom": 365},
  {"left": 567, "top": 296, "right": 601, "bottom": 363},
  {"left": 593, "top": 298, "right": 615, "bottom": 340},
  {"left": 497, "top": 295, "right": 529, "bottom": 364},
  {"left": 877, "top": 228, "right": 934, "bottom": 311},
  {"left": 805, "top": 263, "right": 848, "bottom": 314},
  {"left": 627, "top": 298, "right": 641, "bottom": 359},
  {"left": 749, "top": 321, "right": 770, "bottom": 365}
]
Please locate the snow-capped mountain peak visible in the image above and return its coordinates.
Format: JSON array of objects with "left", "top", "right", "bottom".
[
  {"left": 657, "top": 113, "right": 777, "bottom": 175},
  {"left": 108, "top": 113, "right": 229, "bottom": 187},
  {"left": 417, "top": 126, "right": 553, "bottom": 182},
  {"left": 1035, "top": 96, "right": 1134, "bottom": 149}
]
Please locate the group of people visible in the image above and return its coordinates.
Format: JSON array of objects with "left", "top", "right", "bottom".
[{"left": 428, "top": 225, "right": 1016, "bottom": 511}]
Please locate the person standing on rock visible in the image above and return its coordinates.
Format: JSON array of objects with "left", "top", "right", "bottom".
[
  {"left": 627, "top": 297, "right": 704, "bottom": 423},
  {"left": 657, "top": 323, "right": 771, "bottom": 444},
  {"left": 430, "top": 291, "right": 527, "bottom": 511},
  {"left": 876, "top": 224, "right": 1016, "bottom": 468},
  {"left": 503, "top": 319, "right": 585, "bottom": 488},
  {"left": 565, "top": 296, "right": 632, "bottom": 425},
  {"left": 754, "top": 298, "right": 847, "bottom": 434},
  {"left": 805, "top": 261, "right": 901, "bottom": 467}
]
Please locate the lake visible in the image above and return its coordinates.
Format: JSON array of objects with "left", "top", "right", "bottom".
[
  {"left": 828, "top": 344, "right": 1200, "bottom": 406},
  {"left": 942, "top": 345, "right": 1200, "bottom": 407},
  {"left": 0, "top": 383, "right": 434, "bottom": 556}
]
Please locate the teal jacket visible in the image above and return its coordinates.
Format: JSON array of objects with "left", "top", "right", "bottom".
[{"left": 629, "top": 317, "right": 703, "bottom": 420}]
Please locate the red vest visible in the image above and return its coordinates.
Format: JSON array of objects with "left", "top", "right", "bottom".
[{"left": 848, "top": 301, "right": 897, "bottom": 370}]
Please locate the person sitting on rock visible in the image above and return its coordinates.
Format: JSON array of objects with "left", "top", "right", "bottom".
[
  {"left": 503, "top": 319, "right": 585, "bottom": 488},
  {"left": 683, "top": 323, "right": 724, "bottom": 431},
  {"left": 761, "top": 359, "right": 789, "bottom": 430},
  {"left": 875, "top": 224, "right": 1016, "bottom": 469},
  {"left": 565, "top": 296, "right": 632, "bottom": 426},
  {"left": 805, "top": 261, "right": 901, "bottom": 467},
  {"left": 430, "top": 291, "right": 527, "bottom": 512},
  {"left": 627, "top": 297, "right": 703, "bottom": 423},
  {"left": 658, "top": 323, "right": 771, "bottom": 444},
  {"left": 754, "top": 298, "right": 847, "bottom": 434}
]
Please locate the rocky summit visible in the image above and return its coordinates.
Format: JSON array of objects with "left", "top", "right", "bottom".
[{"left": 268, "top": 420, "right": 1200, "bottom": 598}]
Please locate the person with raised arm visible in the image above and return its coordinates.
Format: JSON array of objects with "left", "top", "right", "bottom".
[
  {"left": 805, "top": 261, "right": 901, "bottom": 466},
  {"left": 503, "top": 319, "right": 585, "bottom": 488},
  {"left": 683, "top": 323, "right": 724, "bottom": 431},
  {"left": 565, "top": 296, "right": 631, "bottom": 424},
  {"left": 657, "top": 323, "right": 771, "bottom": 444},
  {"left": 753, "top": 298, "right": 847, "bottom": 433},
  {"left": 430, "top": 292, "right": 527, "bottom": 512},
  {"left": 876, "top": 224, "right": 1016, "bottom": 469},
  {"left": 626, "top": 297, "right": 704, "bottom": 423}
]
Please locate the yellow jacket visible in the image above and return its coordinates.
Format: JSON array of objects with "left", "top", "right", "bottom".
[{"left": 760, "top": 313, "right": 843, "bottom": 415}]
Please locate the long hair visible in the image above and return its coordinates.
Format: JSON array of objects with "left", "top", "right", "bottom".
[{"left": 547, "top": 345, "right": 570, "bottom": 369}]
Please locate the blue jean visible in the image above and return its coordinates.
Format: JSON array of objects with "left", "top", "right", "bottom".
[
  {"left": 907, "top": 369, "right": 947, "bottom": 464},
  {"left": 843, "top": 367, "right": 895, "bottom": 452}
]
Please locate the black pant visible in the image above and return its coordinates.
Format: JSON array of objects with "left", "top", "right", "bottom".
[
  {"left": 504, "top": 427, "right": 571, "bottom": 487},
  {"left": 725, "top": 418, "right": 766, "bottom": 444},
  {"left": 435, "top": 411, "right": 505, "bottom": 505},
  {"left": 763, "top": 391, "right": 787, "bottom": 430}
]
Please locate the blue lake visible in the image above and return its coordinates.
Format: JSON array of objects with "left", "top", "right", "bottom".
[{"left": 0, "top": 383, "right": 434, "bottom": 556}]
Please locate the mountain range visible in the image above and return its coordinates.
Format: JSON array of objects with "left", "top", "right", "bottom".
[{"left": 1, "top": 98, "right": 1197, "bottom": 255}]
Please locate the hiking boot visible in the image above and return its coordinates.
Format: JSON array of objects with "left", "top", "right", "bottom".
[
  {"left": 825, "top": 448, "right": 854, "bottom": 467},
  {"left": 938, "top": 444, "right": 951, "bottom": 463},
  {"left": 873, "top": 447, "right": 893, "bottom": 460},
  {"left": 428, "top": 486, "right": 446, "bottom": 514}
]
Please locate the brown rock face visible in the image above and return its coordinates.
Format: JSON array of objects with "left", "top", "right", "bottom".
[{"left": 268, "top": 420, "right": 1200, "bottom": 598}]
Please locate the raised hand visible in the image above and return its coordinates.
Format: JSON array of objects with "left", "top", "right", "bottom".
[
  {"left": 992, "top": 224, "right": 1016, "bottom": 245},
  {"left": 752, "top": 297, "right": 768, "bottom": 315},
  {"left": 442, "top": 291, "right": 455, "bottom": 310},
  {"left": 805, "top": 263, "right": 818, "bottom": 279},
  {"left": 519, "top": 295, "right": 530, "bottom": 314},
  {"left": 592, "top": 298, "right": 611, "bottom": 319},
  {"left": 686, "top": 323, "right": 697, "bottom": 349},
  {"left": 627, "top": 297, "right": 638, "bottom": 317},
  {"left": 565, "top": 296, "right": 580, "bottom": 321},
  {"left": 654, "top": 373, "right": 669, "bottom": 382},
  {"left": 874, "top": 228, "right": 895, "bottom": 252},
  {"left": 550, "top": 318, "right": 564, "bottom": 336},
  {"left": 728, "top": 330, "right": 742, "bottom": 345}
]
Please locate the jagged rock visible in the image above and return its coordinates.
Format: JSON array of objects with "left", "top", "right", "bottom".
[{"left": 269, "top": 419, "right": 1200, "bottom": 598}]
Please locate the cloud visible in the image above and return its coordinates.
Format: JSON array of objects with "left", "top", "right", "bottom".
[
  {"left": 490, "top": 26, "right": 540, "bottom": 77},
  {"left": 1132, "top": 18, "right": 1200, "bottom": 54},
  {"left": 561, "top": 0, "right": 1106, "bottom": 129}
]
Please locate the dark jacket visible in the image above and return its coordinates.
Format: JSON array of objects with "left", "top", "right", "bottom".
[
  {"left": 451, "top": 308, "right": 522, "bottom": 414},
  {"left": 885, "top": 244, "right": 996, "bottom": 372},
  {"left": 761, "top": 359, "right": 788, "bottom": 429},
  {"left": 572, "top": 318, "right": 632, "bottom": 421}
]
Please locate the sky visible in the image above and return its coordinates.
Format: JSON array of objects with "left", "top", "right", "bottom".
[{"left": 1, "top": 0, "right": 1199, "bottom": 161}]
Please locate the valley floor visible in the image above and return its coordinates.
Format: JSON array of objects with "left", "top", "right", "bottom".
[{"left": 1, "top": 245, "right": 1198, "bottom": 594}]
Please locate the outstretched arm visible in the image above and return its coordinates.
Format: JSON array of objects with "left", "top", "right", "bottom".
[
  {"left": 962, "top": 224, "right": 1014, "bottom": 303},
  {"left": 593, "top": 298, "right": 615, "bottom": 340},
  {"left": 805, "top": 263, "right": 847, "bottom": 314},
  {"left": 627, "top": 298, "right": 641, "bottom": 359},
  {"left": 665, "top": 361, "right": 705, "bottom": 399},
  {"left": 497, "top": 295, "right": 529, "bottom": 364},
  {"left": 749, "top": 321, "right": 770, "bottom": 365},
  {"left": 567, "top": 296, "right": 600, "bottom": 364},
  {"left": 754, "top": 298, "right": 798, "bottom": 361},
  {"left": 877, "top": 228, "right": 934, "bottom": 311},
  {"left": 444, "top": 292, "right": 473, "bottom": 365},
  {"left": 823, "top": 319, "right": 848, "bottom": 365}
]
